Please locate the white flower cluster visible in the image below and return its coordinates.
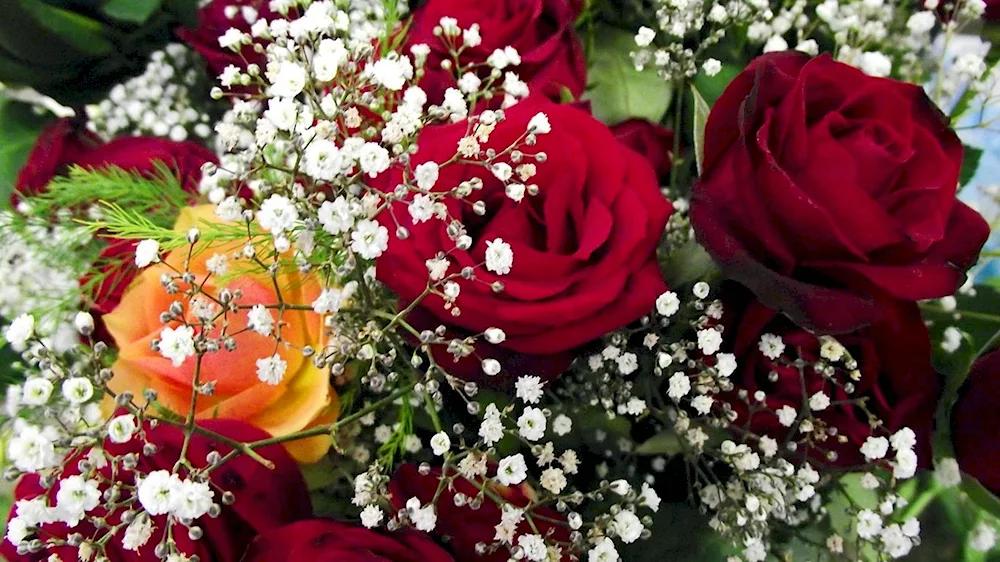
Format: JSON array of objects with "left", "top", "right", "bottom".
[
  {"left": 632, "top": 0, "right": 775, "bottom": 80},
  {"left": 634, "top": 0, "right": 989, "bottom": 85},
  {"left": 0, "top": 212, "right": 91, "bottom": 353},
  {"left": 136, "top": 470, "right": 215, "bottom": 521},
  {"left": 560, "top": 279, "right": 930, "bottom": 561},
  {"left": 4, "top": 312, "right": 107, "bottom": 473},
  {"left": 928, "top": 32, "right": 1000, "bottom": 119},
  {"left": 86, "top": 44, "right": 219, "bottom": 141},
  {"left": 372, "top": 373, "right": 662, "bottom": 561},
  {"left": 5, "top": 414, "right": 226, "bottom": 560}
]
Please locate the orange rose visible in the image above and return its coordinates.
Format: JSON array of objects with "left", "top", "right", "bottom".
[{"left": 104, "top": 205, "right": 337, "bottom": 463}]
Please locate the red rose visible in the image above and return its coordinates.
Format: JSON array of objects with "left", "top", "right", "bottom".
[
  {"left": 245, "top": 520, "right": 455, "bottom": 561},
  {"left": 954, "top": 348, "right": 1000, "bottom": 493},
  {"left": 177, "top": 0, "right": 277, "bottom": 93},
  {"left": 988, "top": 1, "right": 1000, "bottom": 19},
  {"left": 374, "top": 98, "right": 672, "bottom": 382},
  {"left": 610, "top": 118, "right": 675, "bottom": 182},
  {"left": 690, "top": 52, "right": 990, "bottom": 334},
  {"left": 0, "top": 417, "right": 311, "bottom": 562},
  {"left": 721, "top": 285, "right": 939, "bottom": 467},
  {"left": 71, "top": 136, "right": 217, "bottom": 194},
  {"left": 12, "top": 119, "right": 100, "bottom": 204},
  {"left": 15, "top": 118, "right": 216, "bottom": 202},
  {"left": 86, "top": 239, "right": 139, "bottom": 317},
  {"left": 389, "top": 464, "right": 570, "bottom": 562},
  {"left": 405, "top": 0, "right": 586, "bottom": 104}
]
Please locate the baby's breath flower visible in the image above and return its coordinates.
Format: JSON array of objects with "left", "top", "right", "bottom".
[
  {"left": 758, "top": 333, "right": 785, "bottom": 360},
  {"left": 108, "top": 415, "right": 138, "bottom": 444},
  {"left": 497, "top": 454, "right": 528, "bottom": 486},
  {"left": 255, "top": 354, "right": 288, "bottom": 385},
  {"left": 360, "top": 505, "right": 384, "bottom": 529},
  {"left": 485, "top": 238, "right": 514, "bottom": 275},
  {"left": 515, "top": 376, "right": 545, "bottom": 404},
  {"left": 430, "top": 432, "right": 451, "bottom": 456},
  {"left": 517, "top": 407, "right": 546, "bottom": 441}
]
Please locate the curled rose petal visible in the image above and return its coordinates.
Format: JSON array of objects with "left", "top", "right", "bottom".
[{"left": 691, "top": 52, "right": 989, "bottom": 333}]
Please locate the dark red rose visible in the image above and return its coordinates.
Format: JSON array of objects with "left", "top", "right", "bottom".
[
  {"left": 79, "top": 239, "right": 141, "bottom": 344},
  {"left": 0, "top": 417, "right": 311, "bottom": 562},
  {"left": 12, "top": 119, "right": 101, "bottom": 204},
  {"left": 610, "top": 118, "right": 675, "bottom": 182},
  {"left": 86, "top": 239, "right": 139, "bottom": 317},
  {"left": 954, "top": 348, "right": 1000, "bottom": 493},
  {"left": 389, "top": 464, "right": 570, "bottom": 562},
  {"left": 374, "top": 98, "right": 672, "bottom": 382},
  {"left": 988, "top": 1, "right": 1000, "bottom": 20},
  {"left": 15, "top": 118, "right": 216, "bottom": 202},
  {"left": 71, "top": 136, "right": 218, "bottom": 193},
  {"left": 405, "top": 0, "right": 586, "bottom": 104},
  {"left": 245, "top": 520, "right": 455, "bottom": 561},
  {"left": 690, "top": 52, "right": 990, "bottom": 334},
  {"left": 177, "top": 0, "right": 278, "bottom": 94},
  {"left": 721, "top": 285, "right": 939, "bottom": 467}
]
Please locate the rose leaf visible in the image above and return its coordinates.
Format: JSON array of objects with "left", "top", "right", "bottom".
[{"left": 690, "top": 84, "right": 710, "bottom": 176}]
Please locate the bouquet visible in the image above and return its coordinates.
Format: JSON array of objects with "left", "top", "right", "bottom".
[{"left": 0, "top": 0, "right": 998, "bottom": 560}]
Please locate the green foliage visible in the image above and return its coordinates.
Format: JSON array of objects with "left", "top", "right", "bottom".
[
  {"left": 83, "top": 201, "right": 256, "bottom": 252},
  {"left": 0, "top": 99, "right": 53, "bottom": 205},
  {"left": 0, "top": 0, "right": 198, "bottom": 105},
  {"left": 34, "top": 164, "right": 190, "bottom": 225},
  {"left": 659, "top": 238, "right": 720, "bottom": 290},
  {"left": 0, "top": 329, "right": 24, "bottom": 391},
  {"left": 635, "top": 430, "right": 683, "bottom": 456},
  {"left": 584, "top": 27, "right": 672, "bottom": 125},
  {"left": 922, "top": 285, "right": 1000, "bottom": 458},
  {"left": 18, "top": 1, "right": 113, "bottom": 55},
  {"left": 620, "top": 501, "right": 731, "bottom": 561},
  {"left": 377, "top": 393, "right": 415, "bottom": 466},
  {"left": 577, "top": 0, "right": 660, "bottom": 33},
  {"left": 963, "top": 474, "right": 1000, "bottom": 523},
  {"left": 100, "top": 0, "right": 165, "bottom": 24},
  {"left": 690, "top": 84, "right": 711, "bottom": 176},
  {"left": 961, "top": 146, "right": 985, "bottom": 189},
  {"left": 31, "top": 165, "right": 254, "bottom": 250},
  {"left": 692, "top": 63, "right": 741, "bottom": 108}
]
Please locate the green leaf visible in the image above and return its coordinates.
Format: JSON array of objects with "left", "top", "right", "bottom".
[
  {"left": 167, "top": 0, "right": 202, "bottom": 29},
  {"left": 18, "top": 0, "right": 113, "bottom": 57},
  {"left": 635, "top": 430, "right": 683, "bottom": 456},
  {"left": 0, "top": 321, "right": 24, "bottom": 391},
  {"left": 826, "top": 473, "right": 880, "bottom": 559},
  {"left": 923, "top": 285, "right": 1000, "bottom": 376},
  {"left": 922, "top": 285, "right": 1000, "bottom": 458},
  {"left": 691, "top": 62, "right": 741, "bottom": 108},
  {"left": 980, "top": 22, "right": 1000, "bottom": 67},
  {"left": 690, "top": 84, "right": 710, "bottom": 176},
  {"left": 960, "top": 145, "right": 984, "bottom": 188},
  {"left": 101, "top": 0, "right": 164, "bottom": 24},
  {"left": 0, "top": 99, "right": 53, "bottom": 206},
  {"left": 584, "top": 27, "right": 672, "bottom": 125},
  {"left": 557, "top": 85, "right": 575, "bottom": 104},
  {"left": 618, "top": 501, "right": 730, "bottom": 561},
  {"left": 659, "top": 238, "right": 720, "bottom": 290},
  {"left": 962, "top": 474, "right": 1000, "bottom": 522},
  {"left": 951, "top": 86, "right": 979, "bottom": 124}
]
